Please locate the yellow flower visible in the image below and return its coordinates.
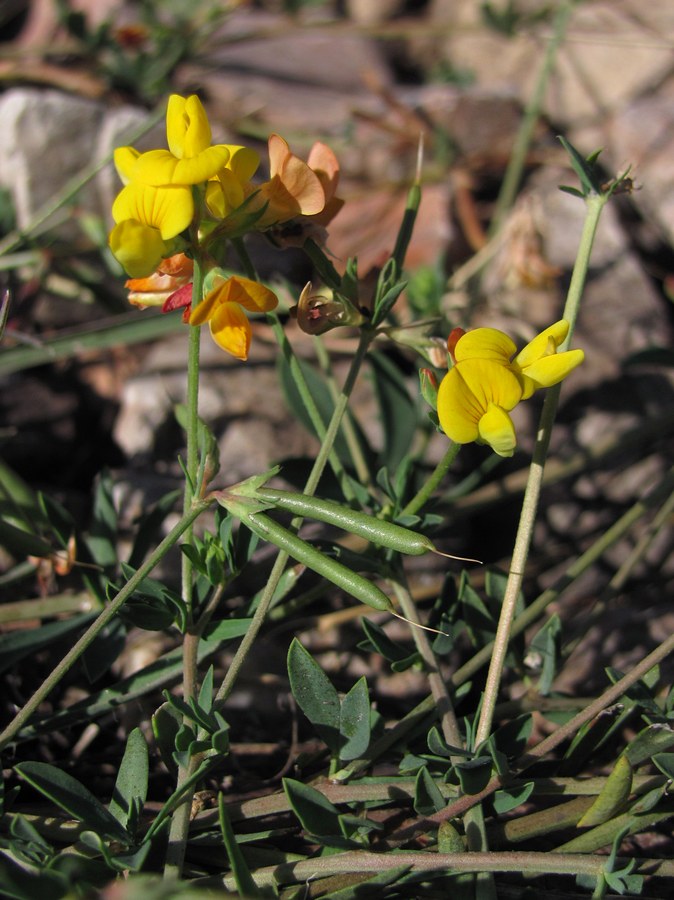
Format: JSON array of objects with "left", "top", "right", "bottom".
[
  {"left": 205, "top": 145, "right": 261, "bottom": 218},
  {"left": 452, "top": 320, "right": 584, "bottom": 399},
  {"left": 122, "top": 94, "right": 231, "bottom": 186},
  {"left": 511, "top": 320, "right": 585, "bottom": 399},
  {"left": 437, "top": 358, "right": 523, "bottom": 457},
  {"left": 437, "top": 320, "right": 584, "bottom": 456},
  {"left": 109, "top": 181, "right": 194, "bottom": 277},
  {"left": 189, "top": 276, "right": 278, "bottom": 360}
]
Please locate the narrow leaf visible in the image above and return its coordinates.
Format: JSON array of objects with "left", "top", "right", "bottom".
[
  {"left": 109, "top": 728, "right": 148, "bottom": 835},
  {"left": 283, "top": 777, "right": 341, "bottom": 837},
  {"left": 15, "top": 761, "right": 128, "bottom": 843},
  {"left": 287, "top": 638, "right": 340, "bottom": 753},
  {"left": 339, "top": 677, "right": 371, "bottom": 761}
]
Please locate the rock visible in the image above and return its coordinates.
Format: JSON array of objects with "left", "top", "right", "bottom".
[{"left": 0, "top": 88, "right": 165, "bottom": 240}]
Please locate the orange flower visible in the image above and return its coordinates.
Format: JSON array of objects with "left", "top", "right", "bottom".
[
  {"left": 189, "top": 275, "right": 278, "bottom": 360},
  {"left": 252, "top": 134, "right": 326, "bottom": 228}
]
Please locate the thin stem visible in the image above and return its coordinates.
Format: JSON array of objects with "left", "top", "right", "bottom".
[
  {"left": 401, "top": 442, "right": 461, "bottom": 518},
  {"left": 215, "top": 330, "right": 374, "bottom": 705},
  {"left": 166, "top": 254, "right": 206, "bottom": 879},
  {"left": 390, "top": 580, "right": 461, "bottom": 749},
  {"left": 473, "top": 190, "right": 608, "bottom": 750},
  {"left": 335, "top": 464, "right": 674, "bottom": 784},
  {"left": 231, "top": 236, "right": 357, "bottom": 503},
  {"left": 314, "top": 336, "right": 373, "bottom": 491},
  {"left": 489, "top": 1, "right": 574, "bottom": 236},
  {"left": 0, "top": 499, "right": 211, "bottom": 751}
]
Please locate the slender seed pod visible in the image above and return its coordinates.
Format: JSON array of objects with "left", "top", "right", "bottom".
[
  {"left": 255, "top": 487, "right": 479, "bottom": 563},
  {"left": 240, "top": 510, "right": 394, "bottom": 612}
]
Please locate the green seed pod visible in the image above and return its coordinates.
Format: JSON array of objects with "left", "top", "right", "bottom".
[
  {"left": 256, "top": 487, "right": 435, "bottom": 556},
  {"left": 240, "top": 510, "right": 394, "bottom": 612}
]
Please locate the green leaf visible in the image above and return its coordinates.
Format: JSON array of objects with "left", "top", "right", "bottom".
[
  {"left": 623, "top": 723, "right": 674, "bottom": 767},
  {"left": 287, "top": 639, "right": 341, "bottom": 753},
  {"left": 454, "top": 757, "right": 492, "bottom": 795},
  {"left": 278, "top": 355, "right": 349, "bottom": 460},
  {"left": 218, "top": 793, "right": 263, "bottom": 898},
  {"left": 0, "top": 517, "right": 53, "bottom": 559},
  {"left": 151, "top": 702, "right": 181, "bottom": 777},
  {"left": 86, "top": 470, "right": 118, "bottom": 572},
  {"left": 358, "top": 617, "right": 419, "bottom": 671},
  {"left": 652, "top": 752, "right": 674, "bottom": 780},
  {"left": 283, "top": 777, "right": 341, "bottom": 837},
  {"left": 0, "top": 615, "right": 96, "bottom": 676},
  {"left": 493, "top": 782, "right": 535, "bottom": 814},
  {"left": 414, "top": 766, "right": 445, "bottom": 816},
  {"left": 15, "top": 762, "right": 128, "bottom": 844},
  {"left": 339, "top": 677, "right": 371, "bottom": 761},
  {"left": 368, "top": 352, "right": 416, "bottom": 470},
  {"left": 109, "top": 728, "right": 148, "bottom": 836},
  {"left": 490, "top": 714, "right": 533, "bottom": 759},
  {"left": 558, "top": 136, "right": 603, "bottom": 196}
]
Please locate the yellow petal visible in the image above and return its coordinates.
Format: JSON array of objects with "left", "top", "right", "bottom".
[
  {"left": 518, "top": 348, "right": 585, "bottom": 398},
  {"left": 436, "top": 367, "right": 481, "bottom": 444},
  {"left": 114, "top": 146, "right": 140, "bottom": 183},
  {"left": 206, "top": 169, "right": 245, "bottom": 218},
  {"left": 133, "top": 147, "right": 230, "bottom": 186},
  {"left": 454, "top": 327, "right": 517, "bottom": 363},
  {"left": 224, "top": 276, "right": 279, "bottom": 312},
  {"left": 209, "top": 302, "right": 252, "bottom": 360},
  {"left": 190, "top": 276, "right": 278, "bottom": 325},
  {"left": 437, "top": 358, "right": 522, "bottom": 448},
  {"left": 166, "top": 94, "right": 212, "bottom": 159},
  {"left": 109, "top": 220, "right": 170, "bottom": 278},
  {"left": 477, "top": 404, "right": 517, "bottom": 457},
  {"left": 514, "top": 320, "right": 569, "bottom": 369},
  {"left": 225, "top": 145, "right": 260, "bottom": 183},
  {"left": 112, "top": 183, "right": 194, "bottom": 239},
  {"left": 458, "top": 358, "right": 523, "bottom": 412}
]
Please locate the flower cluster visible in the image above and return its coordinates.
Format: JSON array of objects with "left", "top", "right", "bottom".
[
  {"left": 109, "top": 94, "right": 342, "bottom": 359},
  {"left": 436, "top": 321, "right": 584, "bottom": 457}
]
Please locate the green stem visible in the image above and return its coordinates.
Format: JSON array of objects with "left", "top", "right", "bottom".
[
  {"left": 489, "top": 1, "right": 574, "bottom": 236},
  {"left": 166, "top": 254, "right": 206, "bottom": 879},
  {"left": 390, "top": 580, "right": 461, "bottom": 749},
  {"left": 0, "top": 498, "right": 211, "bottom": 751},
  {"left": 335, "top": 463, "right": 674, "bottom": 784},
  {"left": 473, "top": 189, "right": 608, "bottom": 751},
  {"left": 401, "top": 442, "right": 461, "bottom": 518},
  {"left": 215, "top": 329, "right": 374, "bottom": 705},
  {"left": 231, "top": 236, "right": 357, "bottom": 502},
  {"left": 314, "top": 336, "right": 373, "bottom": 491}
]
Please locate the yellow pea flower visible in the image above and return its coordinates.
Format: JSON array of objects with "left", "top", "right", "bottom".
[
  {"left": 189, "top": 275, "right": 278, "bottom": 361},
  {"left": 122, "top": 94, "right": 231, "bottom": 186},
  {"left": 109, "top": 181, "right": 194, "bottom": 277},
  {"left": 437, "top": 358, "right": 523, "bottom": 457},
  {"left": 436, "top": 320, "right": 584, "bottom": 457},
  {"left": 511, "top": 320, "right": 585, "bottom": 399}
]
